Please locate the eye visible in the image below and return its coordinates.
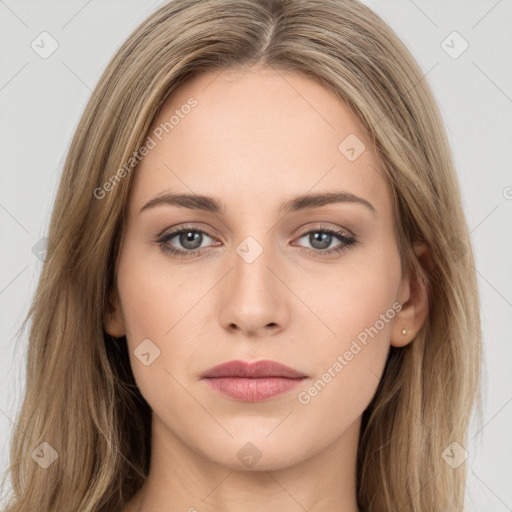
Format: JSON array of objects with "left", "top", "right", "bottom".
[
  {"left": 155, "top": 223, "right": 357, "bottom": 259},
  {"left": 293, "top": 226, "right": 357, "bottom": 257},
  {"left": 156, "top": 225, "right": 219, "bottom": 258}
]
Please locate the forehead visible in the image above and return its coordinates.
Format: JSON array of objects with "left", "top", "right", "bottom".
[{"left": 129, "top": 65, "right": 389, "bottom": 216}]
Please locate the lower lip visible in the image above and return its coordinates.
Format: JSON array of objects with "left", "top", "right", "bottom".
[{"left": 203, "top": 377, "right": 305, "bottom": 402}]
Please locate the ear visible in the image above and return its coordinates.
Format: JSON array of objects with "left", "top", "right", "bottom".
[
  {"left": 105, "top": 286, "right": 126, "bottom": 338},
  {"left": 391, "top": 242, "right": 430, "bottom": 348}
]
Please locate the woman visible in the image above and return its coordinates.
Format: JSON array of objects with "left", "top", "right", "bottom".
[{"left": 2, "top": 0, "right": 482, "bottom": 510}]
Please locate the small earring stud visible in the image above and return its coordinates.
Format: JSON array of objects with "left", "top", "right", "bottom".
[{"left": 401, "top": 329, "right": 407, "bottom": 335}]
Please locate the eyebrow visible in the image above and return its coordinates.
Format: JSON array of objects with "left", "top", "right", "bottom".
[{"left": 139, "top": 190, "right": 376, "bottom": 216}]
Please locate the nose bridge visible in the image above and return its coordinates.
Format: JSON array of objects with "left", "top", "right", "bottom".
[
  {"left": 232, "top": 233, "right": 277, "bottom": 301},
  {"left": 218, "top": 230, "right": 289, "bottom": 335}
]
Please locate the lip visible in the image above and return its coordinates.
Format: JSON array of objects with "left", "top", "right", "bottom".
[
  {"left": 200, "top": 359, "right": 307, "bottom": 379},
  {"left": 201, "top": 360, "right": 308, "bottom": 402}
]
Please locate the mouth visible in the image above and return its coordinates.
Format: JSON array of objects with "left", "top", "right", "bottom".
[{"left": 200, "top": 359, "right": 308, "bottom": 402}]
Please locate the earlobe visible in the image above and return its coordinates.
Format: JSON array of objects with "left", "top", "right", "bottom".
[
  {"left": 391, "top": 242, "right": 430, "bottom": 348},
  {"left": 104, "top": 288, "right": 126, "bottom": 338}
]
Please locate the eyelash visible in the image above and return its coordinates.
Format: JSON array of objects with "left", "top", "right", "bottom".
[{"left": 155, "top": 224, "right": 357, "bottom": 260}]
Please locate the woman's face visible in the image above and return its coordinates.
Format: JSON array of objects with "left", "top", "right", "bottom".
[{"left": 107, "top": 65, "right": 414, "bottom": 471}]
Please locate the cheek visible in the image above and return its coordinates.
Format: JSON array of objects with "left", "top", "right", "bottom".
[
  {"left": 306, "top": 245, "right": 401, "bottom": 347},
  {"left": 117, "top": 243, "right": 203, "bottom": 340},
  {"left": 301, "top": 245, "right": 401, "bottom": 401},
  {"left": 115, "top": 250, "right": 197, "bottom": 393},
  {"left": 290, "top": 268, "right": 400, "bottom": 450}
]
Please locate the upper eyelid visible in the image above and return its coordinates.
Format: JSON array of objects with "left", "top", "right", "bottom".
[
  {"left": 296, "top": 224, "right": 353, "bottom": 238},
  {"left": 162, "top": 224, "right": 218, "bottom": 240}
]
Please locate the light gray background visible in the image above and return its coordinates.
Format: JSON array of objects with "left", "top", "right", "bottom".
[{"left": 1, "top": 0, "right": 511, "bottom": 510}]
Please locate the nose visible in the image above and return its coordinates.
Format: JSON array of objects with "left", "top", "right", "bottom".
[{"left": 218, "top": 238, "right": 290, "bottom": 338}]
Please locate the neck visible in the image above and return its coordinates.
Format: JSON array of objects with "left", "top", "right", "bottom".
[{"left": 126, "top": 413, "right": 361, "bottom": 512}]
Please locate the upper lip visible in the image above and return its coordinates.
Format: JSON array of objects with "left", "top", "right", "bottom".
[{"left": 200, "top": 359, "right": 307, "bottom": 379}]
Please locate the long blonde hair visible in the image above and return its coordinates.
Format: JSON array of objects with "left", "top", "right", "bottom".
[{"left": 2, "top": 0, "right": 482, "bottom": 510}]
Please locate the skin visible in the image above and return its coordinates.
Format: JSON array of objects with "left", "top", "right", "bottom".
[{"left": 107, "top": 64, "right": 428, "bottom": 512}]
